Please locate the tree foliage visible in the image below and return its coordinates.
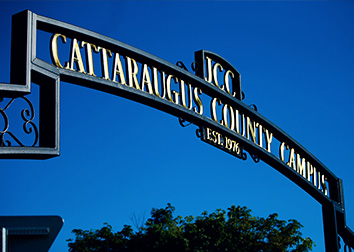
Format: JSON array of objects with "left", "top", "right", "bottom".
[{"left": 67, "top": 204, "right": 314, "bottom": 252}]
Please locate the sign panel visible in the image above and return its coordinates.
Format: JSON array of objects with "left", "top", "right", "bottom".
[{"left": 199, "top": 126, "right": 246, "bottom": 160}]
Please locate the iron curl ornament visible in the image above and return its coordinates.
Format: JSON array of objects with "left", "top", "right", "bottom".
[{"left": 0, "top": 96, "right": 39, "bottom": 147}]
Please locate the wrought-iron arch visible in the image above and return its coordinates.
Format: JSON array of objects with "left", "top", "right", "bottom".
[{"left": 0, "top": 10, "right": 353, "bottom": 251}]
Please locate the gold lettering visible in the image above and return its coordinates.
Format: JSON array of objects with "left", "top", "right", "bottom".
[
  {"left": 126, "top": 57, "right": 140, "bottom": 90},
  {"left": 206, "top": 128, "right": 222, "bottom": 146},
  {"left": 246, "top": 117, "right": 257, "bottom": 143},
  {"left": 141, "top": 64, "right": 153, "bottom": 94},
  {"left": 186, "top": 83, "right": 193, "bottom": 110},
  {"left": 307, "top": 161, "right": 314, "bottom": 183},
  {"left": 166, "top": 75, "right": 178, "bottom": 103},
  {"left": 234, "top": 110, "right": 247, "bottom": 137},
  {"left": 112, "top": 53, "right": 126, "bottom": 84},
  {"left": 235, "top": 109, "right": 240, "bottom": 134},
  {"left": 225, "top": 137, "right": 231, "bottom": 150},
  {"left": 287, "top": 147, "right": 296, "bottom": 170},
  {"left": 321, "top": 175, "right": 328, "bottom": 196},
  {"left": 50, "top": 34, "right": 66, "bottom": 68},
  {"left": 279, "top": 142, "right": 285, "bottom": 161},
  {"left": 264, "top": 129, "right": 273, "bottom": 153},
  {"left": 172, "top": 90, "right": 180, "bottom": 105},
  {"left": 225, "top": 137, "right": 240, "bottom": 155},
  {"left": 212, "top": 62, "right": 223, "bottom": 89},
  {"left": 217, "top": 132, "right": 222, "bottom": 146},
  {"left": 222, "top": 104, "right": 235, "bottom": 130},
  {"left": 65, "top": 38, "right": 86, "bottom": 73},
  {"left": 179, "top": 80, "right": 193, "bottom": 109},
  {"left": 241, "top": 113, "right": 246, "bottom": 137},
  {"left": 152, "top": 68, "right": 166, "bottom": 99},
  {"left": 296, "top": 154, "right": 306, "bottom": 178},
  {"left": 206, "top": 128, "right": 213, "bottom": 142},
  {"left": 224, "top": 70, "right": 234, "bottom": 95},
  {"left": 97, "top": 47, "right": 112, "bottom": 80},
  {"left": 193, "top": 87, "right": 203, "bottom": 115},
  {"left": 81, "top": 41, "right": 98, "bottom": 76},
  {"left": 211, "top": 97, "right": 222, "bottom": 123},
  {"left": 313, "top": 166, "right": 317, "bottom": 187},
  {"left": 160, "top": 71, "right": 167, "bottom": 99},
  {"left": 258, "top": 124, "right": 263, "bottom": 148},
  {"left": 205, "top": 56, "right": 213, "bottom": 83},
  {"left": 212, "top": 130, "right": 217, "bottom": 144}
]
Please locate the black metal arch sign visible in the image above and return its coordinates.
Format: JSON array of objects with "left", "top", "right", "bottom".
[{"left": 1, "top": 10, "right": 353, "bottom": 251}]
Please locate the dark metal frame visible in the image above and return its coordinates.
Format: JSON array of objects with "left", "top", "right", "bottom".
[
  {"left": 0, "top": 11, "right": 59, "bottom": 159},
  {"left": 0, "top": 10, "right": 353, "bottom": 251},
  {"left": 194, "top": 50, "right": 242, "bottom": 100},
  {"left": 0, "top": 216, "right": 63, "bottom": 252}
]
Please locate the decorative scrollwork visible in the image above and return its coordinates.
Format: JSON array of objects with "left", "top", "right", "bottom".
[
  {"left": 250, "top": 153, "right": 260, "bottom": 163},
  {"left": 241, "top": 91, "right": 245, "bottom": 100},
  {"left": 176, "top": 61, "right": 188, "bottom": 71},
  {"left": 195, "top": 128, "right": 201, "bottom": 138},
  {"left": 0, "top": 96, "right": 39, "bottom": 147},
  {"left": 191, "top": 62, "right": 199, "bottom": 73},
  {"left": 176, "top": 61, "right": 200, "bottom": 74},
  {"left": 241, "top": 151, "right": 247, "bottom": 160},
  {"left": 236, "top": 149, "right": 247, "bottom": 161},
  {"left": 179, "top": 118, "right": 192, "bottom": 127},
  {"left": 249, "top": 104, "right": 258, "bottom": 112},
  {"left": 239, "top": 151, "right": 258, "bottom": 162}
]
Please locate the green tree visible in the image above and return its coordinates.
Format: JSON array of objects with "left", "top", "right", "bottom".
[{"left": 67, "top": 204, "right": 314, "bottom": 252}]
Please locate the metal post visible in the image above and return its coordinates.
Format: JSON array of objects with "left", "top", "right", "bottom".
[
  {"left": 1, "top": 227, "right": 7, "bottom": 252},
  {"left": 322, "top": 203, "right": 340, "bottom": 252}
]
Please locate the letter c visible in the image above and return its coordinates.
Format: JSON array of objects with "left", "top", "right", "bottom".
[{"left": 50, "top": 33, "right": 67, "bottom": 68}]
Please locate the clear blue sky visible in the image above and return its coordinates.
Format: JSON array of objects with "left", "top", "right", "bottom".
[{"left": 1, "top": 1, "right": 354, "bottom": 251}]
